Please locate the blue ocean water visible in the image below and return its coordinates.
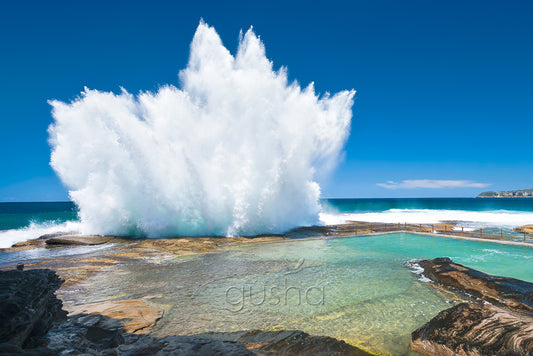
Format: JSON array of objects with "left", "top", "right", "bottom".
[
  {"left": 323, "top": 197, "right": 533, "bottom": 213},
  {"left": 0, "top": 202, "right": 77, "bottom": 231},
  {"left": 0, "top": 202, "right": 80, "bottom": 248},
  {"left": 1, "top": 198, "right": 532, "bottom": 231},
  {"left": 320, "top": 198, "right": 533, "bottom": 231}
]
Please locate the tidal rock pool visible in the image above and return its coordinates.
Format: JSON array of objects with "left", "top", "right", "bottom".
[{"left": 57, "top": 233, "right": 533, "bottom": 355}]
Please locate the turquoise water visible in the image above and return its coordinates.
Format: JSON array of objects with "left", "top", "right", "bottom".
[
  {"left": 61, "top": 233, "right": 533, "bottom": 355},
  {"left": 0, "top": 202, "right": 77, "bottom": 230},
  {"left": 1, "top": 198, "right": 532, "bottom": 231},
  {"left": 323, "top": 197, "right": 533, "bottom": 213}
]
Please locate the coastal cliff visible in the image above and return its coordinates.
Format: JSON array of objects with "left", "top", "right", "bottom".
[{"left": 477, "top": 189, "right": 533, "bottom": 197}]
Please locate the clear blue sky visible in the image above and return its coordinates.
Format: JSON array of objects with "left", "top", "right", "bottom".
[{"left": 1, "top": 0, "right": 532, "bottom": 201}]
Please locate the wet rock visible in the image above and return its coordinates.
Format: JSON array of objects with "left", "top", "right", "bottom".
[
  {"left": 47, "top": 313, "right": 125, "bottom": 354},
  {"left": 10, "top": 239, "right": 45, "bottom": 249},
  {"left": 48, "top": 319, "right": 370, "bottom": 356},
  {"left": 66, "top": 299, "right": 164, "bottom": 334},
  {"left": 414, "top": 257, "right": 533, "bottom": 311},
  {"left": 410, "top": 258, "right": 533, "bottom": 356},
  {"left": 47, "top": 313, "right": 254, "bottom": 355},
  {"left": 46, "top": 235, "right": 112, "bottom": 246},
  {"left": 16, "top": 263, "right": 24, "bottom": 271},
  {"left": 0, "top": 269, "right": 66, "bottom": 351},
  {"left": 411, "top": 302, "right": 533, "bottom": 356},
  {"left": 38, "top": 231, "right": 78, "bottom": 240}
]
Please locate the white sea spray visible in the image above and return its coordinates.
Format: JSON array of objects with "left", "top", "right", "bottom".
[{"left": 48, "top": 21, "right": 355, "bottom": 237}]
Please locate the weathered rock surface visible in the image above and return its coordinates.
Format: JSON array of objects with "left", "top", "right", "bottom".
[
  {"left": 414, "top": 257, "right": 533, "bottom": 311},
  {"left": 0, "top": 269, "right": 66, "bottom": 353},
  {"left": 515, "top": 224, "right": 533, "bottom": 235},
  {"left": 45, "top": 235, "right": 112, "bottom": 246},
  {"left": 411, "top": 302, "right": 533, "bottom": 356},
  {"left": 67, "top": 299, "right": 164, "bottom": 334},
  {"left": 38, "top": 231, "right": 78, "bottom": 240},
  {"left": 410, "top": 257, "right": 533, "bottom": 356}
]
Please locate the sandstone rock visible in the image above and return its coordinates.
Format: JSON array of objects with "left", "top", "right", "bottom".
[
  {"left": 515, "top": 224, "right": 533, "bottom": 235},
  {"left": 0, "top": 269, "right": 66, "bottom": 350},
  {"left": 411, "top": 302, "right": 533, "bottom": 356},
  {"left": 409, "top": 257, "right": 533, "bottom": 356},
  {"left": 46, "top": 235, "right": 112, "bottom": 246},
  {"left": 413, "top": 257, "right": 533, "bottom": 311},
  {"left": 66, "top": 299, "right": 164, "bottom": 334}
]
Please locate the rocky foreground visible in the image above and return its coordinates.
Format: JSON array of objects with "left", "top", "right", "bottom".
[
  {"left": 0, "top": 268, "right": 371, "bottom": 355},
  {"left": 409, "top": 257, "right": 533, "bottom": 355},
  {"left": 2, "top": 233, "right": 533, "bottom": 355}
]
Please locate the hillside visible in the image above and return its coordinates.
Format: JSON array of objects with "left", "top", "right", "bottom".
[{"left": 477, "top": 189, "right": 533, "bottom": 198}]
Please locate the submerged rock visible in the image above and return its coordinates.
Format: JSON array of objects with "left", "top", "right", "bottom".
[{"left": 66, "top": 299, "right": 164, "bottom": 334}]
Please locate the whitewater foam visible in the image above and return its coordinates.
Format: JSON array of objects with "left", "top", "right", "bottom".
[
  {"left": 0, "top": 220, "right": 81, "bottom": 249},
  {"left": 319, "top": 208, "right": 533, "bottom": 229},
  {"left": 48, "top": 21, "right": 355, "bottom": 237}
]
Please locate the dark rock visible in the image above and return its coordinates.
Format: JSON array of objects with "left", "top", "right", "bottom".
[
  {"left": 0, "top": 269, "right": 66, "bottom": 351},
  {"left": 47, "top": 314, "right": 370, "bottom": 355},
  {"left": 200, "top": 330, "right": 372, "bottom": 355},
  {"left": 47, "top": 313, "right": 254, "bottom": 355},
  {"left": 411, "top": 302, "right": 533, "bottom": 356},
  {"left": 47, "top": 313, "right": 126, "bottom": 354},
  {"left": 16, "top": 263, "right": 24, "bottom": 271},
  {"left": 412, "top": 257, "right": 533, "bottom": 311}
]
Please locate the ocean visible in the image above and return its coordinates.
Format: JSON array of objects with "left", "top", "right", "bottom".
[{"left": 1, "top": 198, "right": 532, "bottom": 248}]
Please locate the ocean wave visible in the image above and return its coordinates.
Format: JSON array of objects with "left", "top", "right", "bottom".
[
  {"left": 48, "top": 21, "right": 354, "bottom": 237},
  {"left": 319, "top": 208, "right": 533, "bottom": 229},
  {"left": 0, "top": 221, "right": 81, "bottom": 249}
]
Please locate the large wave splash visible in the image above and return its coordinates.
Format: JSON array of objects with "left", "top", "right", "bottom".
[{"left": 48, "top": 22, "right": 355, "bottom": 237}]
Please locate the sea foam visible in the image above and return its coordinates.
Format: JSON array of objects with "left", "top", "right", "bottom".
[
  {"left": 48, "top": 21, "right": 355, "bottom": 237},
  {"left": 319, "top": 208, "right": 533, "bottom": 229}
]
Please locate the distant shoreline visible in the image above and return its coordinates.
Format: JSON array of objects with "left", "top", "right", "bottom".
[{"left": 477, "top": 189, "right": 533, "bottom": 198}]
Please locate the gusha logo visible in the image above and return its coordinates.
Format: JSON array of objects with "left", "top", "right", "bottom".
[{"left": 224, "top": 258, "right": 325, "bottom": 312}]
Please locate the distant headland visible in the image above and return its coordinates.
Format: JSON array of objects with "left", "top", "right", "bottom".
[{"left": 477, "top": 189, "right": 533, "bottom": 198}]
